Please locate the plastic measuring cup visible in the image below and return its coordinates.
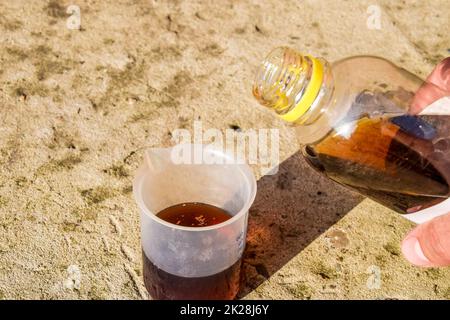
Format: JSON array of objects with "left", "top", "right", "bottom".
[{"left": 133, "top": 144, "right": 257, "bottom": 299}]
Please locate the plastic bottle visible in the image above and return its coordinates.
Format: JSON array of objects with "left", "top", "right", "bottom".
[{"left": 253, "top": 47, "right": 450, "bottom": 222}]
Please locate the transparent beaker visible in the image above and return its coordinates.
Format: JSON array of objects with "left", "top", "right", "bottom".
[{"left": 133, "top": 144, "right": 257, "bottom": 300}]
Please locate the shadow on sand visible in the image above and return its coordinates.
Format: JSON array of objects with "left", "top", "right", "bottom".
[{"left": 238, "top": 151, "right": 364, "bottom": 297}]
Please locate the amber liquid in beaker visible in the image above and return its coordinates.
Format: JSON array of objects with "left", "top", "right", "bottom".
[
  {"left": 304, "top": 115, "right": 450, "bottom": 214},
  {"left": 142, "top": 202, "right": 241, "bottom": 300}
]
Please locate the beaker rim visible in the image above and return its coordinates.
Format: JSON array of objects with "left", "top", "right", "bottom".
[{"left": 133, "top": 144, "right": 257, "bottom": 232}]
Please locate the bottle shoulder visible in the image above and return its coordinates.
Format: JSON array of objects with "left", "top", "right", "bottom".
[
  {"left": 328, "top": 55, "right": 423, "bottom": 96},
  {"left": 333, "top": 55, "right": 396, "bottom": 66}
]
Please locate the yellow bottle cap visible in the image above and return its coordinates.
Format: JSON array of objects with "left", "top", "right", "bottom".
[{"left": 279, "top": 56, "right": 324, "bottom": 123}]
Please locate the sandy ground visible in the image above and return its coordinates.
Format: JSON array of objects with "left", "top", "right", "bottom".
[{"left": 0, "top": 0, "right": 449, "bottom": 299}]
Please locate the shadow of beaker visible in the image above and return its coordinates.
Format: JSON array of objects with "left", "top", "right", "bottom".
[{"left": 238, "top": 150, "right": 364, "bottom": 297}]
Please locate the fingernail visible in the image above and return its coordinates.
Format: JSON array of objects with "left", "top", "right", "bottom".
[{"left": 401, "top": 236, "right": 433, "bottom": 267}]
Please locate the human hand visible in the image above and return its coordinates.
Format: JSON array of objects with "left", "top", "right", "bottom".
[{"left": 402, "top": 57, "right": 450, "bottom": 267}]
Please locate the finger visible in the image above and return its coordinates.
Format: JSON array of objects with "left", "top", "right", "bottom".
[
  {"left": 402, "top": 213, "right": 450, "bottom": 267},
  {"left": 410, "top": 57, "right": 450, "bottom": 114}
]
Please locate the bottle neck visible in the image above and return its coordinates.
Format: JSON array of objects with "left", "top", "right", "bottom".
[{"left": 253, "top": 47, "right": 333, "bottom": 125}]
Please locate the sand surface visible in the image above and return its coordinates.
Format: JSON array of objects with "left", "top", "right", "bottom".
[{"left": 0, "top": 0, "right": 449, "bottom": 299}]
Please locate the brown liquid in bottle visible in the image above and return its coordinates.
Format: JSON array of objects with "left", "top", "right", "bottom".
[
  {"left": 142, "top": 202, "right": 241, "bottom": 300},
  {"left": 304, "top": 115, "right": 450, "bottom": 214}
]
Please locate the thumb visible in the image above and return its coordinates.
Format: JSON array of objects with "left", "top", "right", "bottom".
[{"left": 402, "top": 213, "right": 450, "bottom": 267}]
